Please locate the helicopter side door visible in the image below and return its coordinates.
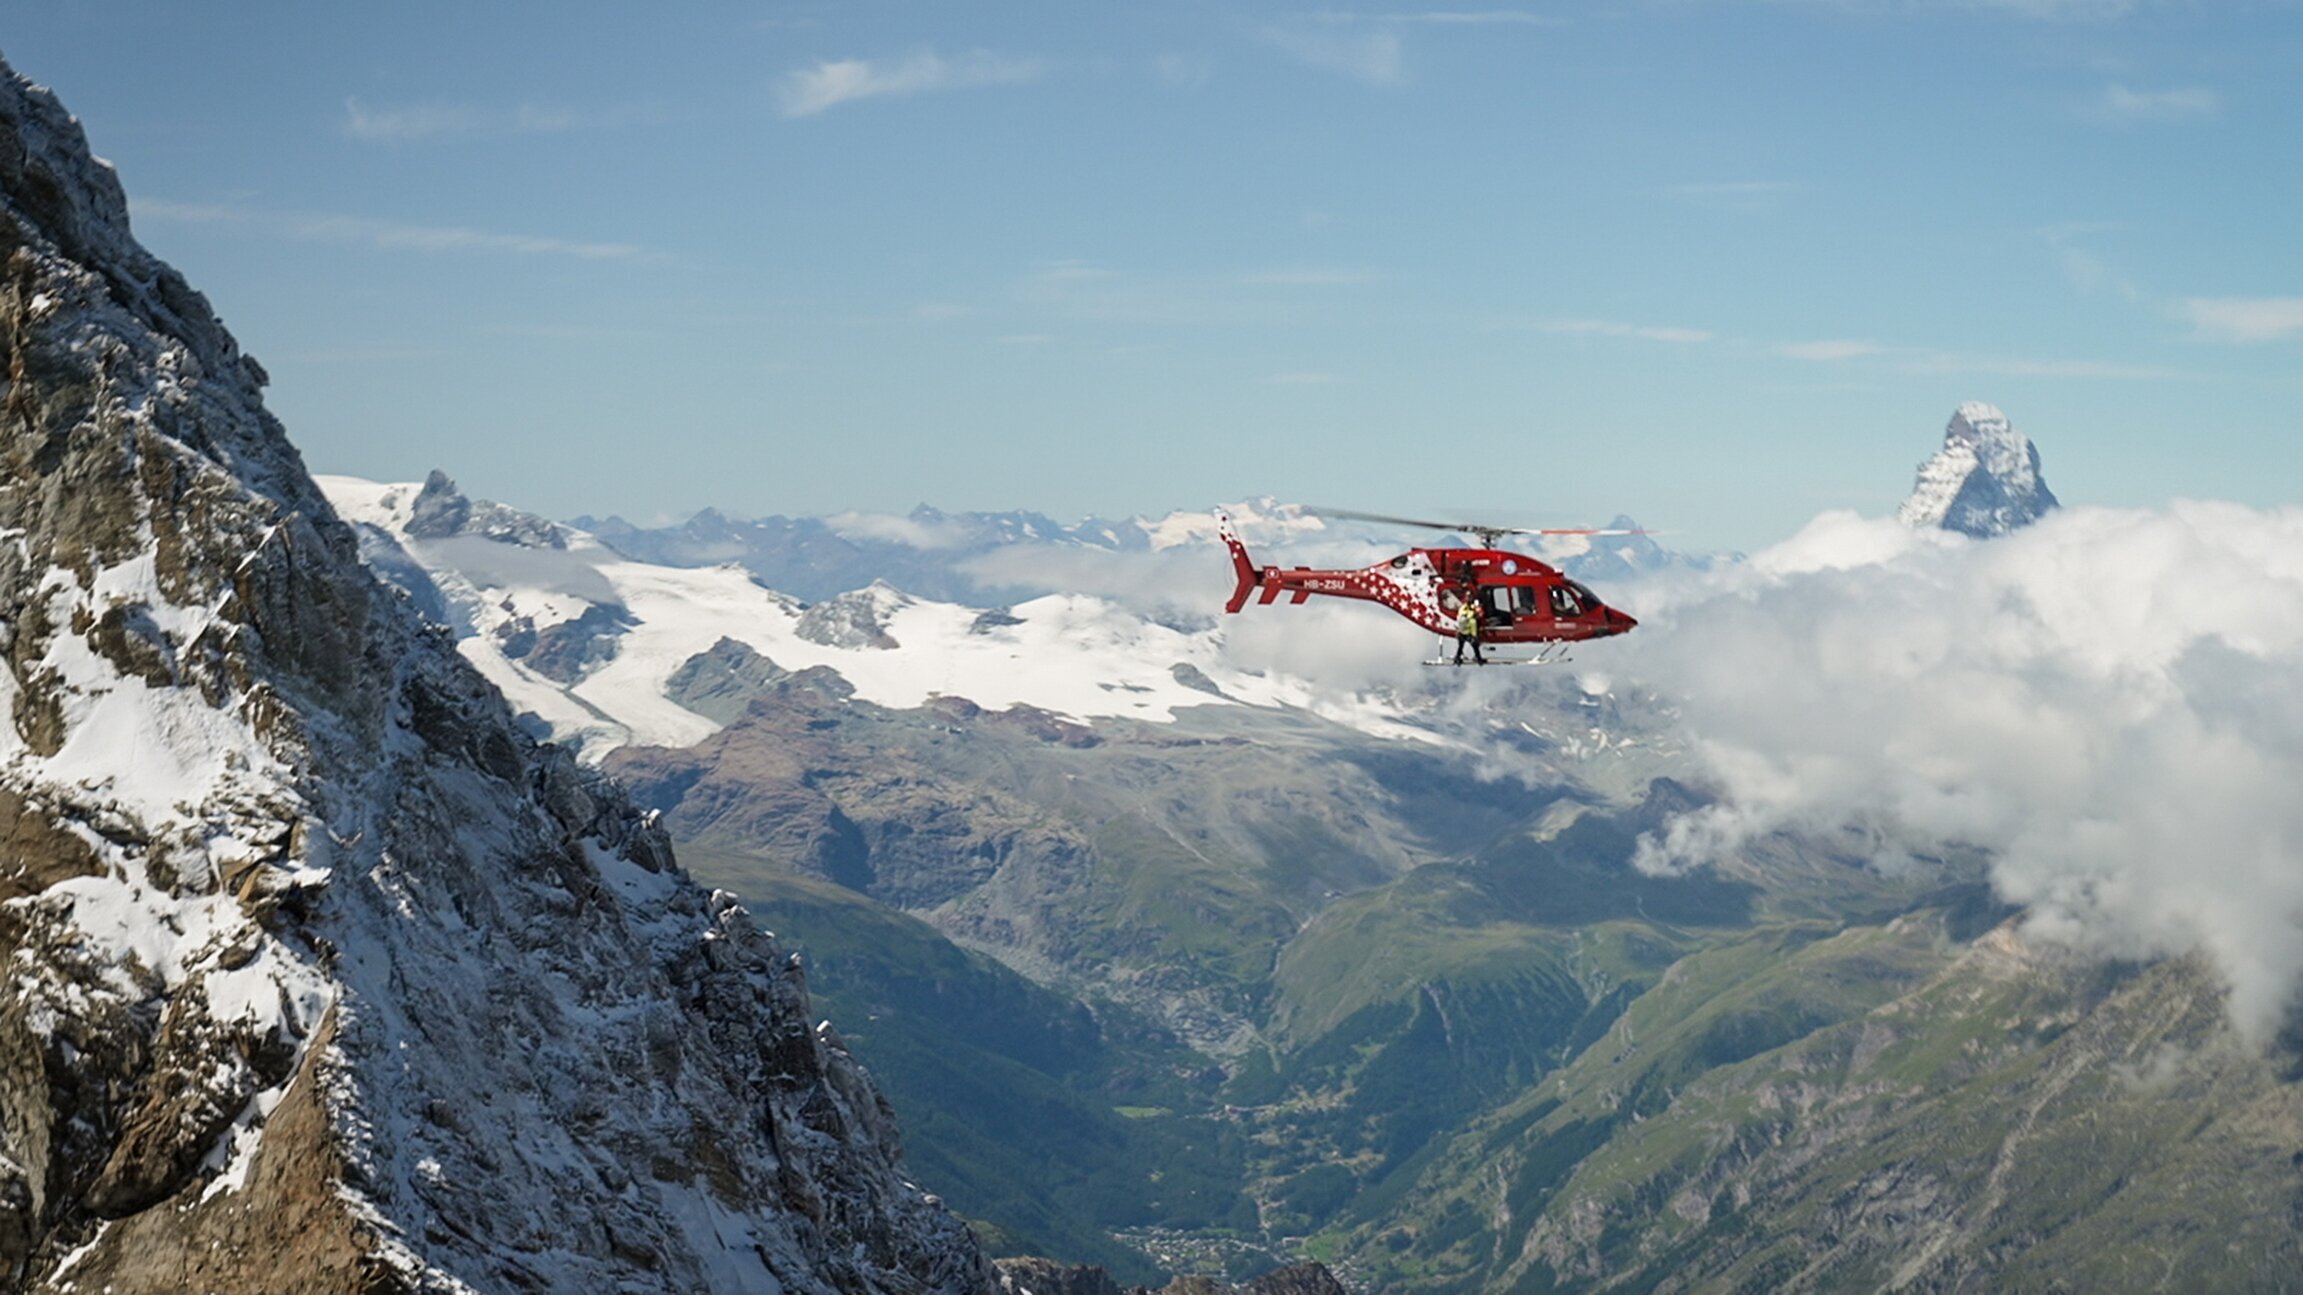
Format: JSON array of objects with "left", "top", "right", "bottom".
[{"left": 1481, "top": 583, "right": 1542, "bottom": 629}]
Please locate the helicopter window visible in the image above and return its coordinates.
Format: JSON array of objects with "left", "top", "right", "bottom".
[
  {"left": 1511, "top": 586, "right": 1539, "bottom": 615},
  {"left": 1550, "top": 584, "right": 1587, "bottom": 617},
  {"left": 1473, "top": 588, "right": 1508, "bottom": 626}
]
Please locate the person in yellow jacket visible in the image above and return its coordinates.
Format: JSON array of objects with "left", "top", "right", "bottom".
[{"left": 1453, "top": 592, "right": 1485, "bottom": 666}]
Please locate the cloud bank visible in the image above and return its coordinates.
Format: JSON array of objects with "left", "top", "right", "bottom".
[
  {"left": 1615, "top": 503, "right": 2303, "bottom": 1036},
  {"left": 695, "top": 494, "right": 2303, "bottom": 1039}
]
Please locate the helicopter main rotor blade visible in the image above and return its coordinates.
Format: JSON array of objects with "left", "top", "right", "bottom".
[
  {"left": 1310, "top": 506, "right": 1509, "bottom": 535},
  {"left": 1313, "top": 507, "right": 1649, "bottom": 540}
]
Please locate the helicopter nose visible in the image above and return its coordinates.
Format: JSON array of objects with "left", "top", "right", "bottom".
[{"left": 1603, "top": 606, "right": 1638, "bottom": 634}]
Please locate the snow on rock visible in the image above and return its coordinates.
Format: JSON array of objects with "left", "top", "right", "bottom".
[
  {"left": 1138, "top": 497, "right": 1328, "bottom": 551},
  {"left": 1896, "top": 401, "right": 2060, "bottom": 539},
  {"left": 797, "top": 581, "right": 912, "bottom": 649},
  {"left": 320, "top": 478, "right": 1376, "bottom": 755},
  {"left": 400, "top": 468, "right": 566, "bottom": 549},
  {"left": 0, "top": 55, "right": 997, "bottom": 1295}
]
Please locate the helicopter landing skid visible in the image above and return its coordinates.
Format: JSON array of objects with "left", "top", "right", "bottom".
[{"left": 1424, "top": 644, "right": 1575, "bottom": 668}]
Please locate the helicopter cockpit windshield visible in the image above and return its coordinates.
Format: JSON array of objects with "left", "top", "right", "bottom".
[{"left": 1549, "top": 582, "right": 1595, "bottom": 618}]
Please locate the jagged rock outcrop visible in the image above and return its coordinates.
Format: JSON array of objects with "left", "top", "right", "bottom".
[
  {"left": 1896, "top": 401, "right": 2060, "bottom": 538},
  {"left": 0, "top": 55, "right": 995, "bottom": 1295},
  {"left": 494, "top": 600, "right": 638, "bottom": 684},
  {"left": 796, "top": 582, "right": 910, "bottom": 650},
  {"left": 665, "top": 635, "right": 793, "bottom": 724},
  {"left": 406, "top": 467, "right": 565, "bottom": 549}
]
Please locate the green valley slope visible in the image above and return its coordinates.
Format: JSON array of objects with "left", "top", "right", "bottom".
[{"left": 608, "top": 670, "right": 2303, "bottom": 1291}]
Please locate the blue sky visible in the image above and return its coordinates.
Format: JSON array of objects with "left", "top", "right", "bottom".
[{"left": 6, "top": 1, "right": 2299, "bottom": 551}]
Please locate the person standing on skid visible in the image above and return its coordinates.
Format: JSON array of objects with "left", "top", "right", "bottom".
[{"left": 1454, "top": 591, "right": 1485, "bottom": 666}]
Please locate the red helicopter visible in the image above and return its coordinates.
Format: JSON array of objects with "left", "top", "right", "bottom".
[{"left": 1219, "top": 508, "right": 1639, "bottom": 664}]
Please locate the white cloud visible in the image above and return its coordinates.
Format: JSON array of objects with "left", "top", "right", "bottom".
[
  {"left": 1238, "top": 266, "right": 1386, "bottom": 287},
  {"left": 2038, "top": 223, "right": 2145, "bottom": 302},
  {"left": 130, "top": 199, "right": 650, "bottom": 260},
  {"left": 1785, "top": 0, "right": 2142, "bottom": 17},
  {"left": 1153, "top": 52, "right": 1216, "bottom": 88},
  {"left": 1329, "top": 9, "right": 1563, "bottom": 24},
  {"left": 1667, "top": 180, "right": 1802, "bottom": 214},
  {"left": 1038, "top": 259, "right": 1118, "bottom": 283},
  {"left": 1014, "top": 261, "right": 1310, "bottom": 328},
  {"left": 963, "top": 545, "right": 1220, "bottom": 614},
  {"left": 342, "top": 97, "right": 664, "bottom": 141},
  {"left": 1263, "top": 28, "right": 1405, "bottom": 84},
  {"left": 1777, "top": 339, "right": 1890, "bottom": 361},
  {"left": 1619, "top": 502, "right": 2303, "bottom": 1037},
  {"left": 1902, "top": 350, "right": 2195, "bottom": 380},
  {"left": 1542, "top": 319, "right": 2184, "bottom": 378},
  {"left": 778, "top": 50, "right": 1043, "bottom": 117},
  {"left": 1957, "top": 0, "right": 2141, "bottom": 17},
  {"left": 2090, "top": 82, "right": 2222, "bottom": 123},
  {"left": 297, "top": 217, "right": 645, "bottom": 260},
  {"left": 823, "top": 511, "right": 979, "bottom": 550},
  {"left": 1542, "top": 318, "right": 1716, "bottom": 344},
  {"left": 344, "top": 98, "right": 482, "bottom": 142},
  {"left": 2179, "top": 297, "right": 2303, "bottom": 344}
]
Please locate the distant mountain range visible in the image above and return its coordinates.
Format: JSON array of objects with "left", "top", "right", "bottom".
[
  {"left": 571, "top": 495, "right": 1702, "bottom": 608},
  {"left": 293, "top": 404, "right": 2303, "bottom": 1294},
  {"left": 322, "top": 474, "right": 1423, "bottom": 758}
]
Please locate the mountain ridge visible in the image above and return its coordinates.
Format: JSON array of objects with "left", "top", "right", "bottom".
[{"left": 0, "top": 54, "right": 997, "bottom": 1294}]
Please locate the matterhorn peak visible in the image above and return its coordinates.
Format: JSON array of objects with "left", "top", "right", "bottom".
[{"left": 1896, "top": 401, "right": 2060, "bottom": 538}]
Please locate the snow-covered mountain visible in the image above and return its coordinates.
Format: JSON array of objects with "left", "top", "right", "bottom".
[
  {"left": 321, "top": 475, "right": 1422, "bottom": 757},
  {"left": 573, "top": 496, "right": 1684, "bottom": 609},
  {"left": 568, "top": 497, "right": 1340, "bottom": 608},
  {"left": 0, "top": 57, "right": 994, "bottom": 1294},
  {"left": 1896, "top": 401, "right": 2060, "bottom": 538}
]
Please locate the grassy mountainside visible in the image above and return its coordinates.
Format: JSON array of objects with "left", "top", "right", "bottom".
[
  {"left": 612, "top": 680, "right": 1489, "bottom": 1054},
  {"left": 677, "top": 845, "right": 1249, "bottom": 1286},
  {"left": 625, "top": 679, "right": 2302, "bottom": 1291},
  {"left": 1332, "top": 920, "right": 2303, "bottom": 1292}
]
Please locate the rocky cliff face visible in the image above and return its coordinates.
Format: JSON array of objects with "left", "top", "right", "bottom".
[
  {"left": 1896, "top": 401, "right": 2060, "bottom": 538},
  {"left": 0, "top": 55, "right": 994, "bottom": 1294}
]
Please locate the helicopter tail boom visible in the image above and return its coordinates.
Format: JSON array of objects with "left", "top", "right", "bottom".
[{"left": 1218, "top": 514, "right": 1264, "bottom": 613}]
